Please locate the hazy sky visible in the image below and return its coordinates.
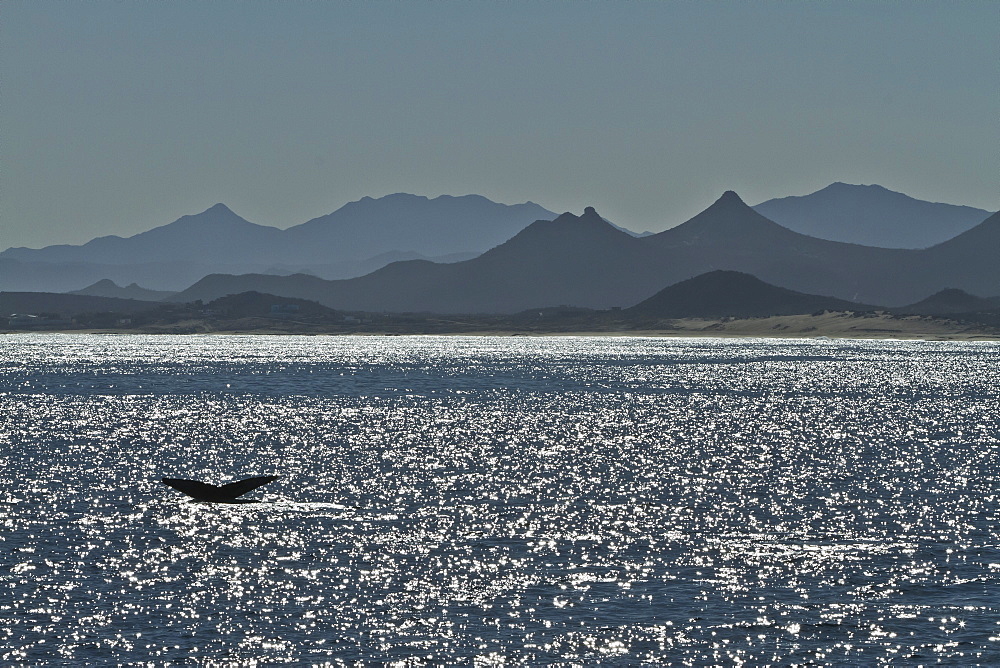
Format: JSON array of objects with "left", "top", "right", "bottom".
[{"left": 3, "top": 1, "right": 997, "bottom": 248}]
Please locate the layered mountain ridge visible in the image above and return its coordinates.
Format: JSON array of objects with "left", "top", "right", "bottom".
[
  {"left": 0, "top": 195, "right": 557, "bottom": 292},
  {"left": 170, "top": 192, "right": 1000, "bottom": 311},
  {"left": 3, "top": 185, "right": 996, "bottom": 313}
]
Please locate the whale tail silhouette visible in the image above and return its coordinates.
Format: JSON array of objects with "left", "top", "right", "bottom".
[{"left": 161, "top": 475, "right": 279, "bottom": 503}]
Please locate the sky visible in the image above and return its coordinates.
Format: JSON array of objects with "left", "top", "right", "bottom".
[{"left": 2, "top": 0, "right": 997, "bottom": 248}]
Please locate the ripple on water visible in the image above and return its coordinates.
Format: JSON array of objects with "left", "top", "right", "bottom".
[{"left": 1, "top": 334, "right": 999, "bottom": 664}]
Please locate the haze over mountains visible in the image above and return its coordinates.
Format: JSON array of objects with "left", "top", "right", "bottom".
[
  {"left": 173, "top": 192, "right": 1000, "bottom": 312},
  {"left": 1, "top": 184, "right": 997, "bottom": 315},
  {"left": 0, "top": 195, "right": 555, "bottom": 292},
  {"left": 752, "top": 183, "right": 993, "bottom": 248}
]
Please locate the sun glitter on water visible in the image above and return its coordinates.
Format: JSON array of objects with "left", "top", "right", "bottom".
[{"left": 1, "top": 334, "right": 999, "bottom": 664}]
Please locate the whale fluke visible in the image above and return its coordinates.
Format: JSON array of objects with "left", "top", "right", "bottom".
[{"left": 161, "top": 475, "right": 279, "bottom": 503}]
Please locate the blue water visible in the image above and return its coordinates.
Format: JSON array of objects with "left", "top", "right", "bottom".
[{"left": 2, "top": 334, "right": 999, "bottom": 665}]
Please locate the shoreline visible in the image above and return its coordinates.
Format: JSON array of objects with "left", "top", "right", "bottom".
[{"left": 3, "top": 312, "right": 998, "bottom": 341}]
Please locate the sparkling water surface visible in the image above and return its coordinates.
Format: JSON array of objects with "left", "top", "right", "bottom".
[{"left": 2, "top": 334, "right": 999, "bottom": 665}]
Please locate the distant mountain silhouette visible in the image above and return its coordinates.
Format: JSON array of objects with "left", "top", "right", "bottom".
[
  {"left": 0, "top": 205, "right": 288, "bottom": 292},
  {"left": 0, "top": 195, "right": 556, "bottom": 292},
  {"left": 3, "top": 203, "right": 283, "bottom": 266},
  {"left": 753, "top": 182, "right": 993, "bottom": 248},
  {"left": 205, "top": 291, "right": 338, "bottom": 318},
  {"left": 894, "top": 288, "right": 999, "bottom": 315},
  {"left": 279, "top": 193, "right": 555, "bottom": 267},
  {"left": 357, "top": 250, "right": 479, "bottom": 275},
  {"left": 919, "top": 209, "right": 999, "bottom": 263},
  {"left": 627, "top": 270, "right": 872, "bottom": 318},
  {"left": 171, "top": 206, "right": 645, "bottom": 312},
  {"left": 170, "top": 192, "right": 999, "bottom": 312},
  {"left": 70, "top": 279, "right": 176, "bottom": 301},
  {"left": 637, "top": 193, "right": 998, "bottom": 306}
]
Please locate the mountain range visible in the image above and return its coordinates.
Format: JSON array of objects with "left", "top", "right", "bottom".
[
  {"left": 3, "top": 183, "right": 995, "bottom": 295},
  {"left": 2, "top": 184, "right": 997, "bottom": 314},
  {"left": 0, "top": 195, "right": 556, "bottom": 292},
  {"left": 170, "top": 191, "right": 999, "bottom": 312}
]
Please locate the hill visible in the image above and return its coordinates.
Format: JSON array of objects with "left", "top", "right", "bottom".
[
  {"left": 69, "top": 279, "right": 177, "bottom": 301},
  {"left": 753, "top": 182, "right": 993, "bottom": 248},
  {"left": 894, "top": 288, "right": 1000, "bottom": 316},
  {"left": 626, "top": 270, "right": 872, "bottom": 318},
  {"left": 205, "top": 291, "right": 338, "bottom": 319}
]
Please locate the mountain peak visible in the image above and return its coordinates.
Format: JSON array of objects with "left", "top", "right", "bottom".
[
  {"left": 483, "top": 206, "right": 631, "bottom": 264},
  {"left": 753, "top": 183, "right": 994, "bottom": 248},
  {"left": 652, "top": 190, "right": 793, "bottom": 246},
  {"left": 174, "top": 203, "right": 258, "bottom": 230},
  {"left": 550, "top": 207, "right": 608, "bottom": 226},
  {"left": 829, "top": 182, "right": 889, "bottom": 192},
  {"left": 183, "top": 203, "right": 252, "bottom": 225},
  {"left": 190, "top": 203, "right": 243, "bottom": 220},
  {"left": 386, "top": 193, "right": 429, "bottom": 202},
  {"left": 698, "top": 190, "right": 756, "bottom": 217}
]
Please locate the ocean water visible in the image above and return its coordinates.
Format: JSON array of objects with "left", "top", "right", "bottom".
[{"left": 1, "top": 333, "right": 999, "bottom": 666}]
